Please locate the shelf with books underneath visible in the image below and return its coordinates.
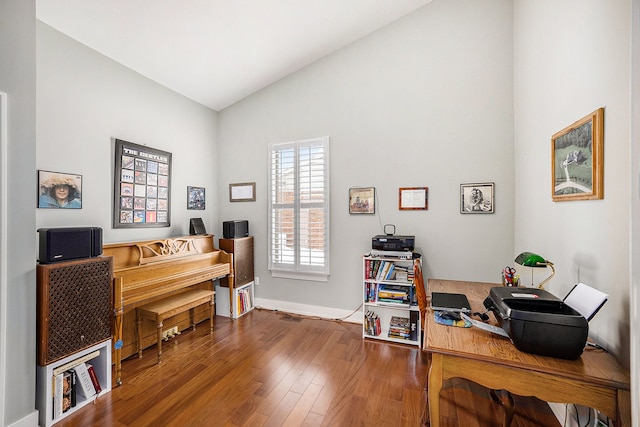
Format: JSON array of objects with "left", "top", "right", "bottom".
[
  {"left": 363, "top": 254, "right": 421, "bottom": 347},
  {"left": 215, "top": 281, "right": 254, "bottom": 319},
  {"left": 36, "top": 339, "right": 112, "bottom": 427}
]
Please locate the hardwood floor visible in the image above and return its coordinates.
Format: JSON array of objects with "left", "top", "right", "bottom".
[{"left": 57, "top": 309, "right": 559, "bottom": 427}]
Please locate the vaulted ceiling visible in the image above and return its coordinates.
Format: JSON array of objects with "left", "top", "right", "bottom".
[{"left": 37, "top": 1, "right": 432, "bottom": 111}]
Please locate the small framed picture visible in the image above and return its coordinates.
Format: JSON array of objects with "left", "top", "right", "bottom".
[
  {"left": 187, "top": 186, "right": 205, "bottom": 210},
  {"left": 349, "top": 187, "right": 375, "bottom": 214},
  {"left": 399, "top": 187, "right": 428, "bottom": 210},
  {"left": 229, "top": 182, "right": 256, "bottom": 202},
  {"left": 460, "top": 182, "right": 494, "bottom": 214},
  {"left": 37, "top": 170, "right": 83, "bottom": 209}
]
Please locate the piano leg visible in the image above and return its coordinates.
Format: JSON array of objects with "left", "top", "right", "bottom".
[{"left": 137, "top": 312, "right": 143, "bottom": 358}]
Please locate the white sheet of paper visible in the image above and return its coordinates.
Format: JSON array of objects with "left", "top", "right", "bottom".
[{"left": 231, "top": 185, "right": 253, "bottom": 200}]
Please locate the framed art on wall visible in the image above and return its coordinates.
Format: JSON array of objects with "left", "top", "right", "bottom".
[
  {"left": 399, "top": 187, "right": 428, "bottom": 210},
  {"left": 551, "top": 108, "right": 604, "bottom": 202},
  {"left": 460, "top": 182, "right": 494, "bottom": 214},
  {"left": 229, "top": 182, "right": 256, "bottom": 202},
  {"left": 187, "top": 186, "right": 205, "bottom": 210},
  {"left": 349, "top": 187, "right": 375, "bottom": 214},
  {"left": 37, "top": 170, "right": 83, "bottom": 209},
  {"left": 113, "top": 139, "right": 172, "bottom": 228}
]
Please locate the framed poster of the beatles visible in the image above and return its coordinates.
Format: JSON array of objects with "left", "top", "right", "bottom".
[{"left": 113, "top": 139, "right": 172, "bottom": 228}]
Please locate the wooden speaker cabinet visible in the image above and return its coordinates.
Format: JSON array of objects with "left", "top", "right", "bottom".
[
  {"left": 219, "top": 236, "right": 254, "bottom": 288},
  {"left": 37, "top": 256, "right": 113, "bottom": 366}
]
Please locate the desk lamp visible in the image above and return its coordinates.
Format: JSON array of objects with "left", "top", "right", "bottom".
[{"left": 514, "top": 252, "right": 555, "bottom": 289}]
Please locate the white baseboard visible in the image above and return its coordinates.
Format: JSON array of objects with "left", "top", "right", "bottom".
[
  {"left": 254, "top": 297, "right": 361, "bottom": 324},
  {"left": 8, "top": 410, "right": 38, "bottom": 427}
]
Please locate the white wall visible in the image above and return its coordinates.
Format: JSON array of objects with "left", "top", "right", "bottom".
[
  {"left": 0, "top": 1, "right": 38, "bottom": 426},
  {"left": 514, "top": 0, "right": 631, "bottom": 366},
  {"left": 218, "top": 0, "right": 515, "bottom": 313},
  {"left": 36, "top": 23, "right": 220, "bottom": 243},
  {"left": 631, "top": 0, "right": 639, "bottom": 418}
]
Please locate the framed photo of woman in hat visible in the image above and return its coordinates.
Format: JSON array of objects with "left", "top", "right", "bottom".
[{"left": 37, "top": 170, "right": 82, "bottom": 209}]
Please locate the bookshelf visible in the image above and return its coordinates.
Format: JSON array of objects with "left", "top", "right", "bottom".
[
  {"left": 216, "top": 281, "right": 255, "bottom": 318},
  {"left": 363, "top": 254, "right": 421, "bottom": 347},
  {"left": 36, "top": 339, "right": 112, "bottom": 427},
  {"left": 219, "top": 236, "right": 254, "bottom": 318}
]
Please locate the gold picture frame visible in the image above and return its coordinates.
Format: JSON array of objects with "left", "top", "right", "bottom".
[{"left": 551, "top": 108, "right": 604, "bottom": 201}]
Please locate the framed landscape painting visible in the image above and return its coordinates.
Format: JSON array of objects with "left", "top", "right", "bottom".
[{"left": 551, "top": 108, "right": 604, "bottom": 202}]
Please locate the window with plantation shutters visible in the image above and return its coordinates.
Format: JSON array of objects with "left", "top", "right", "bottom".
[{"left": 268, "top": 137, "right": 330, "bottom": 280}]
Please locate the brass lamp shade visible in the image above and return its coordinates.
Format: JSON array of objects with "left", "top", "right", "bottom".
[{"left": 514, "top": 252, "right": 555, "bottom": 289}]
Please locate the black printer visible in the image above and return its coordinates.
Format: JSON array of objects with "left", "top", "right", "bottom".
[{"left": 483, "top": 287, "right": 588, "bottom": 360}]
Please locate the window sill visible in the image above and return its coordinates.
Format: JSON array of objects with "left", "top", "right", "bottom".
[{"left": 271, "top": 270, "right": 328, "bottom": 282}]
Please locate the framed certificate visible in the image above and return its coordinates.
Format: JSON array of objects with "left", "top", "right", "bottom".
[
  {"left": 229, "top": 182, "right": 256, "bottom": 202},
  {"left": 399, "top": 187, "right": 428, "bottom": 210}
]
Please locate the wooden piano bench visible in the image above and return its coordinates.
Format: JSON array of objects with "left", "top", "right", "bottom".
[{"left": 136, "top": 289, "right": 215, "bottom": 364}]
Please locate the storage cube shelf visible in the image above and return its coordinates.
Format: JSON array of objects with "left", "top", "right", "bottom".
[
  {"left": 36, "top": 339, "right": 112, "bottom": 427},
  {"left": 363, "top": 255, "right": 421, "bottom": 347},
  {"left": 216, "top": 281, "right": 254, "bottom": 319}
]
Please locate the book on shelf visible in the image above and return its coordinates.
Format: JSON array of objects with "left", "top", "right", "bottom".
[
  {"left": 409, "top": 310, "right": 419, "bottom": 341},
  {"left": 68, "top": 368, "right": 78, "bottom": 408},
  {"left": 365, "top": 282, "right": 378, "bottom": 303},
  {"left": 366, "top": 258, "right": 413, "bottom": 282},
  {"left": 53, "top": 368, "right": 80, "bottom": 420},
  {"left": 378, "top": 284, "right": 410, "bottom": 305},
  {"left": 364, "top": 311, "right": 381, "bottom": 336},
  {"left": 388, "top": 316, "right": 411, "bottom": 340},
  {"left": 86, "top": 364, "right": 102, "bottom": 394},
  {"left": 237, "top": 286, "right": 253, "bottom": 314},
  {"left": 62, "top": 371, "right": 73, "bottom": 413},
  {"left": 53, "top": 372, "right": 64, "bottom": 419},
  {"left": 73, "top": 362, "right": 97, "bottom": 399}
]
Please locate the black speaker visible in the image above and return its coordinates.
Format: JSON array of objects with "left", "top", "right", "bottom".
[
  {"left": 223, "top": 220, "right": 249, "bottom": 239},
  {"left": 189, "top": 218, "right": 206, "bottom": 235},
  {"left": 37, "top": 227, "right": 103, "bottom": 264}
]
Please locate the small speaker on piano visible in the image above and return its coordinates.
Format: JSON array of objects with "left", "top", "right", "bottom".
[
  {"left": 37, "top": 227, "right": 103, "bottom": 264},
  {"left": 189, "top": 218, "right": 207, "bottom": 235},
  {"left": 223, "top": 220, "right": 249, "bottom": 239}
]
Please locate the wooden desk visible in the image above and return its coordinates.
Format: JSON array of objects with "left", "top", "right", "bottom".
[{"left": 423, "top": 279, "right": 630, "bottom": 427}]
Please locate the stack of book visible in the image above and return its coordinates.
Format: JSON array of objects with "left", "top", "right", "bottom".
[
  {"left": 377, "top": 285, "right": 410, "bottom": 305},
  {"left": 364, "top": 311, "right": 381, "bottom": 336},
  {"left": 52, "top": 351, "right": 103, "bottom": 420},
  {"left": 388, "top": 316, "right": 411, "bottom": 340},
  {"left": 393, "top": 265, "right": 411, "bottom": 282}
]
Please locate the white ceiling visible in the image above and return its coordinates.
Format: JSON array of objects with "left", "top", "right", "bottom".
[{"left": 36, "top": 1, "right": 432, "bottom": 111}]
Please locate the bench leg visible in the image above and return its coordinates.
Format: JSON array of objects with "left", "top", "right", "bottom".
[
  {"left": 209, "top": 296, "right": 215, "bottom": 332},
  {"left": 156, "top": 320, "right": 163, "bottom": 364},
  {"left": 190, "top": 308, "right": 196, "bottom": 331}
]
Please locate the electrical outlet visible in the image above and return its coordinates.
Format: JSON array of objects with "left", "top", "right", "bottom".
[{"left": 255, "top": 276, "right": 259, "bottom": 285}]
